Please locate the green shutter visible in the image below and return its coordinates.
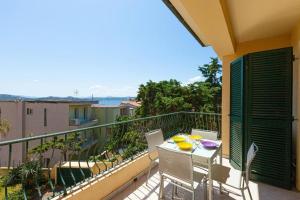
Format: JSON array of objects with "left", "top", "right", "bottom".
[
  {"left": 230, "top": 57, "right": 245, "bottom": 170},
  {"left": 246, "top": 47, "right": 293, "bottom": 189}
]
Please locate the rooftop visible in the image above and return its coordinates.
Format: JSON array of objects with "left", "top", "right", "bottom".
[
  {"left": 92, "top": 104, "right": 121, "bottom": 108},
  {"left": 120, "top": 101, "right": 141, "bottom": 108}
]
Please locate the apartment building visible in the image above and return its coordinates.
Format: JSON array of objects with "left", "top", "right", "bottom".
[
  {"left": 92, "top": 101, "right": 140, "bottom": 124},
  {"left": 0, "top": 100, "right": 98, "bottom": 166},
  {"left": 120, "top": 100, "right": 140, "bottom": 116}
]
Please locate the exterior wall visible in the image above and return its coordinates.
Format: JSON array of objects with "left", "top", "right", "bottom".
[
  {"left": 63, "top": 153, "right": 153, "bottom": 200},
  {"left": 93, "top": 107, "right": 120, "bottom": 125},
  {"left": 25, "top": 102, "right": 70, "bottom": 137},
  {"left": 291, "top": 21, "right": 300, "bottom": 190},
  {"left": 24, "top": 102, "right": 70, "bottom": 166},
  {"left": 0, "top": 101, "right": 24, "bottom": 166},
  {"left": 221, "top": 34, "right": 291, "bottom": 156},
  {"left": 221, "top": 30, "right": 300, "bottom": 189},
  {"left": 0, "top": 101, "right": 95, "bottom": 167}
]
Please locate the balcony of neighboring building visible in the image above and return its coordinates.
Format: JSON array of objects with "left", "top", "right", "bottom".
[{"left": 69, "top": 105, "right": 98, "bottom": 128}]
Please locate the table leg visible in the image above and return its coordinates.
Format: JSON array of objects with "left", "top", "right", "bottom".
[{"left": 208, "top": 159, "right": 212, "bottom": 200}]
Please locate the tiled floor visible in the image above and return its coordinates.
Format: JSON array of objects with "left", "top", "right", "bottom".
[{"left": 111, "top": 159, "right": 300, "bottom": 200}]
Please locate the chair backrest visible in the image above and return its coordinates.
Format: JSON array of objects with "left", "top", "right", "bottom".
[
  {"left": 245, "top": 143, "right": 258, "bottom": 184},
  {"left": 145, "top": 129, "right": 164, "bottom": 153},
  {"left": 191, "top": 129, "right": 218, "bottom": 140},
  {"left": 157, "top": 146, "right": 193, "bottom": 185}
]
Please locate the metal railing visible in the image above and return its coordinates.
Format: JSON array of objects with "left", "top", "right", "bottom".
[{"left": 0, "top": 111, "right": 221, "bottom": 199}]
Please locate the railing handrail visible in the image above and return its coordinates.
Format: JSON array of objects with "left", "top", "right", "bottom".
[
  {"left": 181, "top": 111, "right": 221, "bottom": 116},
  {"left": 0, "top": 111, "right": 220, "bottom": 146}
]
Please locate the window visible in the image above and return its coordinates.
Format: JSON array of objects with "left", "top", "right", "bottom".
[
  {"left": 44, "top": 108, "right": 47, "bottom": 127},
  {"left": 26, "top": 108, "right": 33, "bottom": 115},
  {"left": 74, "top": 108, "right": 79, "bottom": 119},
  {"left": 83, "top": 107, "right": 87, "bottom": 120}
]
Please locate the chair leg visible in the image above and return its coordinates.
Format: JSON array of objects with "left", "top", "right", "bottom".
[
  {"left": 241, "top": 189, "right": 246, "bottom": 200},
  {"left": 146, "top": 161, "right": 152, "bottom": 186},
  {"left": 172, "top": 182, "right": 175, "bottom": 199},
  {"left": 192, "top": 191, "right": 195, "bottom": 200},
  {"left": 247, "top": 186, "right": 253, "bottom": 200},
  {"left": 203, "top": 180, "right": 207, "bottom": 200},
  {"left": 159, "top": 175, "right": 164, "bottom": 199}
]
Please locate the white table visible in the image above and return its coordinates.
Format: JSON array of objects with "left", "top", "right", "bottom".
[{"left": 159, "top": 135, "right": 222, "bottom": 200}]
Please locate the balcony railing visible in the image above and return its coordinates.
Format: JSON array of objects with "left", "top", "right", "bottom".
[
  {"left": 0, "top": 111, "right": 221, "bottom": 199},
  {"left": 69, "top": 118, "right": 98, "bottom": 126}
]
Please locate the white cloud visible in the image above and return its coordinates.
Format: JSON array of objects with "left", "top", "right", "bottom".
[
  {"left": 183, "top": 76, "right": 205, "bottom": 85},
  {"left": 88, "top": 84, "right": 138, "bottom": 97},
  {"left": 33, "top": 79, "right": 39, "bottom": 82}
]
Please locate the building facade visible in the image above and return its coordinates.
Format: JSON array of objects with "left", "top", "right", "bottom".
[
  {"left": 163, "top": 0, "right": 300, "bottom": 189},
  {"left": 0, "top": 100, "right": 97, "bottom": 166}
]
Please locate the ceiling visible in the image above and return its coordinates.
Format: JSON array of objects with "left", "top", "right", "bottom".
[
  {"left": 227, "top": 0, "right": 300, "bottom": 43},
  {"left": 166, "top": 0, "right": 300, "bottom": 56}
]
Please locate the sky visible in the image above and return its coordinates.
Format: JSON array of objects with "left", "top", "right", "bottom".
[{"left": 0, "top": 0, "right": 217, "bottom": 97}]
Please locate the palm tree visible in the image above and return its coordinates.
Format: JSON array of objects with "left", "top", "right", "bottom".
[{"left": 0, "top": 119, "right": 10, "bottom": 137}]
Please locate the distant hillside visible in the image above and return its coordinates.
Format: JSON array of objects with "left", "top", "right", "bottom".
[
  {"left": 0, "top": 94, "right": 136, "bottom": 103},
  {"left": 0, "top": 94, "right": 27, "bottom": 100}
]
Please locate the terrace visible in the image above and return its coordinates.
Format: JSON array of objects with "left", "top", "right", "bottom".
[
  {"left": 1, "top": 0, "right": 300, "bottom": 199},
  {"left": 112, "top": 161, "right": 300, "bottom": 200},
  {"left": 0, "top": 112, "right": 299, "bottom": 200},
  {"left": 1, "top": 112, "right": 221, "bottom": 199}
]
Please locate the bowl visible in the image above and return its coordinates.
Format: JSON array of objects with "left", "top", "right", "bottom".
[
  {"left": 200, "top": 140, "right": 218, "bottom": 149},
  {"left": 172, "top": 136, "right": 185, "bottom": 143},
  {"left": 189, "top": 135, "right": 202, "bottom": 140},
  {"left": 177, "top": 142, "right": 193, "bottom": 151}
]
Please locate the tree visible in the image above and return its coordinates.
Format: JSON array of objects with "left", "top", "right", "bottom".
[
  {"left": 198, "top": 57, "right": 222, "bottom": 112},
  {"left": 198, "top": 57, "right": 222, "bottom": 87},
  {"left": 135, "top": 80, "right": 193, "bottom": 116},
  {"left": 135, "top": 58, "right": 223, "bottom": 116},
  {"left": 0, "top": 119, "right": 10, "bottom": 138}
]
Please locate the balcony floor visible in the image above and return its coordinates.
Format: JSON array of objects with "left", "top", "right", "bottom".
[{"left": 111, "top": 159, "right": 300, "bottom": 200}]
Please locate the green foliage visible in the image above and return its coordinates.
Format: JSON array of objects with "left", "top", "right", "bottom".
[
  {"left": 29, "top": 133, "right": 84, "bottom": 162},
  {"left": 0, "top": 119, "right": 10, "bottom": 136},
  {"left": 2, "top": 161, "right": 45, "bottom": 189},
  {"left": 198, "top": 57, "right": 222, "bottom": 87},
  {"left": 135, "top": 57, "right": 222, "bottom": 116},
  {"left": 115, "top": 115, "right": 134, "bottom": 122},
  {"left": 198, "top": 57, "right": 222, "bottom": 112},
  {"left": 1, "top": 161, "right": 45, "bottom": 200},
  {"left": 0, "top": 177, "right": 23, "bottom": 200},
  {"left": 136, "top": 79, "right": 192, "bottom": 116},
  {"left": 121, "top": 130, "right": 147, "bottom": 158},
  {"left": 1, "top": 160, "right": 46, "bottom": 199},
  {"left": 105, "top": 116, "right": 147, "bottom": 160},
  {"left": 6, "top": 189, "right": 24, "bottom": 200}
]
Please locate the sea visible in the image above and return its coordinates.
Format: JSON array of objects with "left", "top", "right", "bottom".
[{"left": 96, "top": 97, "right": 134, "bottom": 106}]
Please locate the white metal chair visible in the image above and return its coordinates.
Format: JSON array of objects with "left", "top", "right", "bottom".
[
  {"left": 211, "top": 143, "right": 258, "bottom": 200},
  {"left": 157, "top": 146, "right": 207, "bottom": 200},
  {"left": 191, "top": 129, "right": 218, "bottom": 140},
  {"left": 192, "top": 129, "right": 219, "bottom": 170},
  {"left": 145, "top": 129, "right": 164, "bottom": 185}
]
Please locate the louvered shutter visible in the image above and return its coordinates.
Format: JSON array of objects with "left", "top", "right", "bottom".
[
  {"left": 247, "top": 47, "right": 292, "bottom": 189},
  {"left": 230, "top": 57, "right": 245, "bottom": 170}
]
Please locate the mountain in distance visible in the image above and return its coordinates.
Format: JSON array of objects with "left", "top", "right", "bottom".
[
  {"left": 0, "top": 94, "right": 27, "bottom": 100},
  {"left": 0, "top": 94, "right": 136, "bottom": 103}
]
